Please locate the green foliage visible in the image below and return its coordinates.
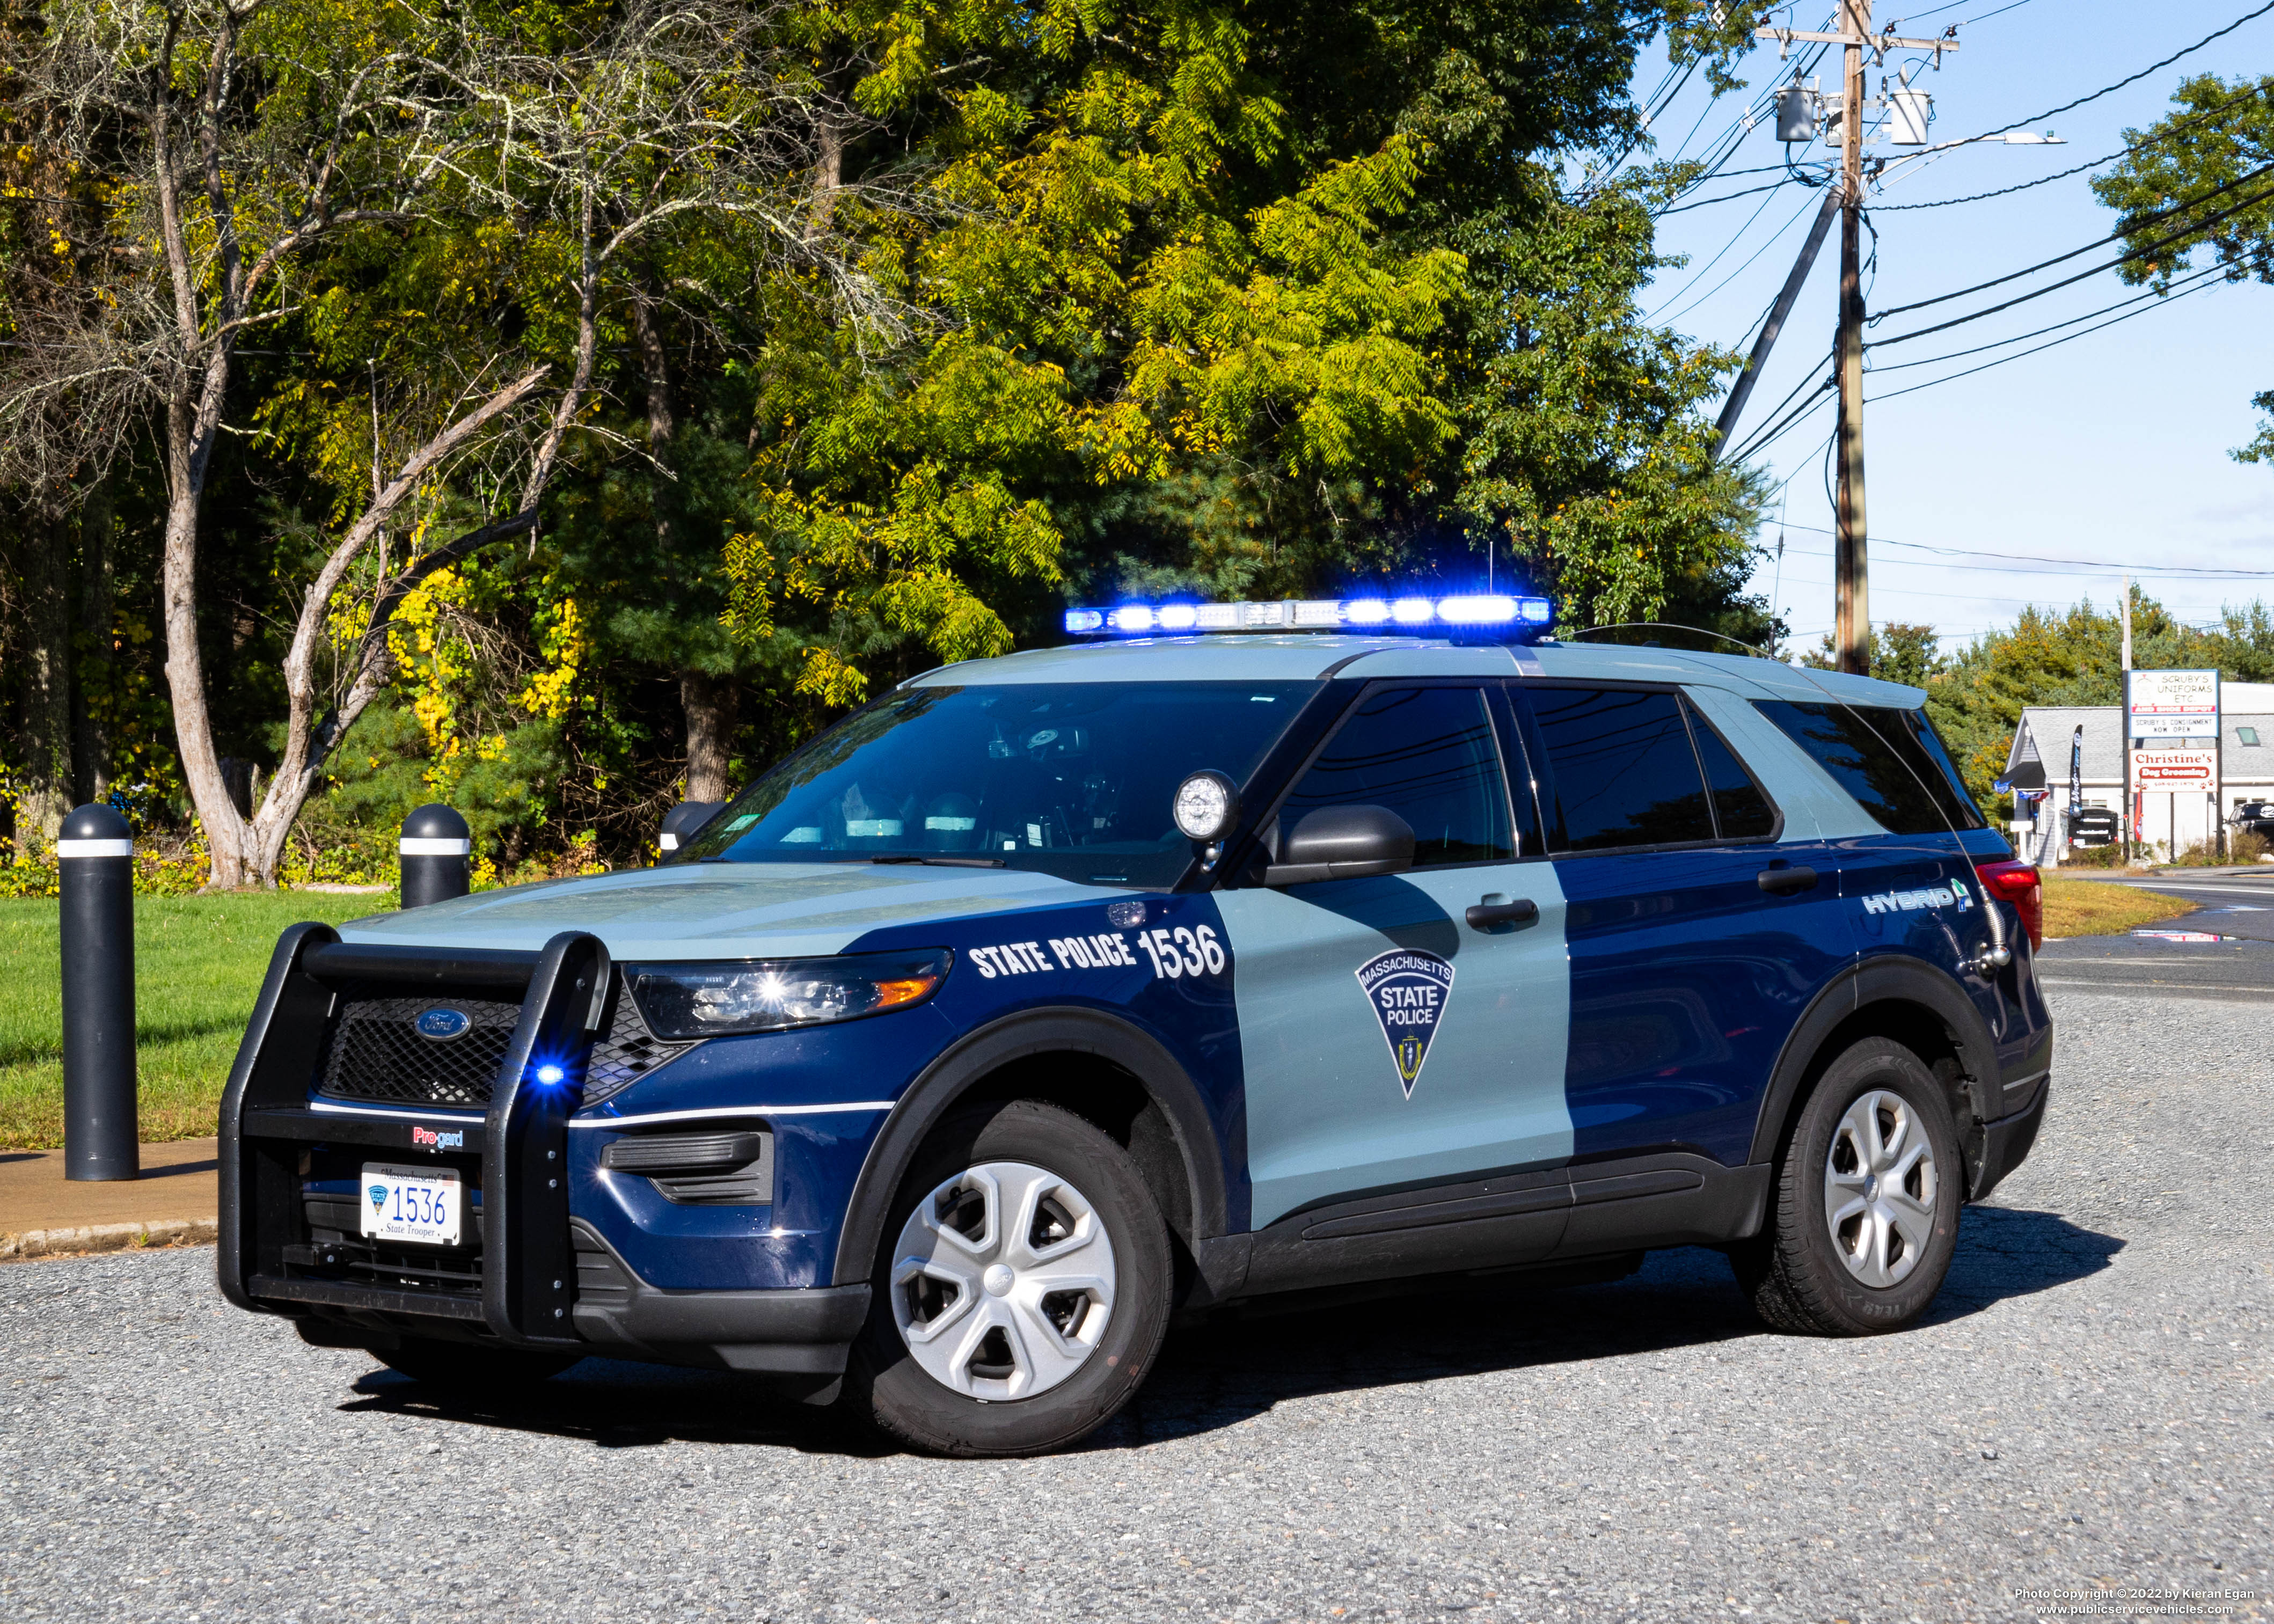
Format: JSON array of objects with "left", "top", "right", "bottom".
[
  {"left": 3, "top": 0, "right": 1789, "bottom": 869},
  {"left": 721, "top": 0, "right": 1774, "bottom": 704},
  {"left": 2094, "top": 74, "right": 2274, "bottom": 460}
]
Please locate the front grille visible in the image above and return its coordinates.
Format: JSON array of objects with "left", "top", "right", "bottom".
[
  {"left": 315, "top": 979, "right": 698, "bottom": 1110},
  {"left": 318, "top": 986, "right": 521, "bottom": 1107}
]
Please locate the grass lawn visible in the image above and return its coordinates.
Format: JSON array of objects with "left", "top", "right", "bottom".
[
  {"left": 0, "top": 893, "right": 392, "bottom": 1149},
  {"left": 2042, "top": 876, "right": 2197, "bottom": 940}
]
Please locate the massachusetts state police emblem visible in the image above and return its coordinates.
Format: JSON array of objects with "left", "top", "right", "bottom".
[{"left": 1356, "top": 949, "right": 1456, "bottom": 1099}]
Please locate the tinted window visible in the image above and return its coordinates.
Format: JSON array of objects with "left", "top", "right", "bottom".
[
  {"left": 1529, "top": 688, "right": 1715, "bottom": 851},
  {"left": 1281, "top": 687, "right": 1513, "bottom": 866},
  {"left": 1690, "top": 715, "right": 1778, "bottom": 838},
  {"left": 679, "top": 681, "right": 1314, "bottom": 888},
  {"left": 1753, "top": 700, "right": 1949, "bottom": 835},
  {"left": 1883, "top": 708, "right": 1988, "bottom": 830}
]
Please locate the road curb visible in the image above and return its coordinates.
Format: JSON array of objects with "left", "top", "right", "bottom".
[{"left": 0, "top": 1217, "right": 217, "bottom": 1262}]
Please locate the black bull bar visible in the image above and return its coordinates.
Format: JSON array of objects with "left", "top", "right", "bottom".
[{"left": 216, "top": 924, "right": 610, "bottom": 1349}]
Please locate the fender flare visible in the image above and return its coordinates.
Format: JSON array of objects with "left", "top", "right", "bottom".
[
  {"left": 1747, "top": 955, "right": 2003, "bottom": 1169},
  {"left": 829, "top": 1007, "right": 1231, "bottom": 1288}
]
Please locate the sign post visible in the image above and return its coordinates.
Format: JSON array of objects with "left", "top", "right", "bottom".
[{"left": 2127, "top": 671, "right": 2220, "bottom": 861}]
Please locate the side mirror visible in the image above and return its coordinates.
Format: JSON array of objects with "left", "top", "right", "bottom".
[{"left": 1264, "top": 805, "right": 1415, "bottom": 886}]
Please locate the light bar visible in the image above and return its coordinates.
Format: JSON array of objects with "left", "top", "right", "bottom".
[{"left": 1062, "top": 594, "right": 1553, "bottom": 639}]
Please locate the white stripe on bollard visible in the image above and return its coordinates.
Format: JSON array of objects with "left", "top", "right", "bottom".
[
  {"left": 397, "top": 837, "right": 473, "bottom": 855},
  {"left": 55, "top": 839, "right": 134, "bottom": 858}
]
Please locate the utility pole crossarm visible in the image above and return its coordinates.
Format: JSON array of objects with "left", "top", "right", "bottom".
[{"left": 1753, "top": 28, "right": 1957, "bottom": 50}]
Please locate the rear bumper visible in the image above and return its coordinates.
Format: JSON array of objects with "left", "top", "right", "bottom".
[{"left": 1971, "top": 1074, "right": 2049, "bottom": 1203}]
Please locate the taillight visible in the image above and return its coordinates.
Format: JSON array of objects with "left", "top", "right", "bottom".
[{"left": 1975, "top": 859, "right": 2042, "bottom": 950}]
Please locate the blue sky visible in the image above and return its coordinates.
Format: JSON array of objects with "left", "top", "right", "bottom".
[{"left": 1628, "top": 0, "right": 2272, "bottom": 652}]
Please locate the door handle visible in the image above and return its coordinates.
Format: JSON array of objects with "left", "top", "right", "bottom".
[
  {"left": 1757, "top": 865, "right": 1819, "bottom": 896},
  {"left": 1465, "top": 896, "right": 1539, "bottom": 930}
]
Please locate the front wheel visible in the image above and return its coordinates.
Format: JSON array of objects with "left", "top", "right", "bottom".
[
  {"left": 845, "top": 1099, "right": 1172, "bottom": 1457},
  {"left": 1732, "top": 1037, "right": 1964, "bottom": 1336}
]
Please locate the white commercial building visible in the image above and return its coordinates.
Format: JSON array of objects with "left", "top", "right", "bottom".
[{"left": 2004, "top": 681, "right": 2274, "bottom": 864}]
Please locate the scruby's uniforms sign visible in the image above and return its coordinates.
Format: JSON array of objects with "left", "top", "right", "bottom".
[{"left": 2128, "top": 670, "right": 2219, "bottom": 740}]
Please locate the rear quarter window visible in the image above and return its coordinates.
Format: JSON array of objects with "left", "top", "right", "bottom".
[{"left": 1752, "top": 700, "right": 1973, "bottom": 835}]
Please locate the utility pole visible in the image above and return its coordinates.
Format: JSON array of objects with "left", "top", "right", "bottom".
[
  {"left": 1833, "top": 0, "right": 1870, "bottom": 675},
  {"left": 2121, "top": 575, "right": 2134, "bottom": 860},
  {"left": 1753, "top": 8, "right": 1956, "bottom": 675}
]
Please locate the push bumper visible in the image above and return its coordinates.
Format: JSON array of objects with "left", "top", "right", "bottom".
[
  {"left": 218, "top": 923, "right": 872, "bottom": 1379},
  {"left": 1971, "top": 1074, "right": 2049, "bottom": 1203}
]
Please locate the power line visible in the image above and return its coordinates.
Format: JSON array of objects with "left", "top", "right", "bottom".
[
  {"left": 1868, "top": 158, "right": 2274, "bottom": 331},
  {"left": 1875, "top": 81, "right": 2272, "bottom": 211},
  {"left": 1772, "top": 521, "right": 2274, "bottom": 576},
  {"left": 1654, "top": 189, "right": 1819, "bottom": 326},
  {"left": 1657, "top": 175, "right": 1800, "bottom": 215},
  {"left": 1864, "top": 257, "right": 2232, "bottom": 373},
  {"left": 1866, "top": 268, "right": 2230, "bottom": 401},
  {"left": 1971, "top": 0, "right": 2274, "bottom": 143}
]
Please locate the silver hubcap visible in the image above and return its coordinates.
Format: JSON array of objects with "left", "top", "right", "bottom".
[
  {"left": 890, "top": 1161, "right": 1116, "bottom": 1400},
  {"left": 1823, "top": 1089, "right": 1939, "bottom": 1289}
]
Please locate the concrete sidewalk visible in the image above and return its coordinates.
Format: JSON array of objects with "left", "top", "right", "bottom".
[{"left": 0, "top": 1138, "right": 218, "bottom": 1261}]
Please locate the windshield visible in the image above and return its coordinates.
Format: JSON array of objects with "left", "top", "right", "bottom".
[{"left": 678, "top": 681, "right": 1318, "bottom": 888}]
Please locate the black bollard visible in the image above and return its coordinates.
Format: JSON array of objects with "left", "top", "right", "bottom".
[
  {"left": 399, "top": 804, "right": 471, "bottom": 908},
  {"left": 659, "top": 800, "right": 723, "bottom": 858},
  {"left": 59, "top": 803, "right": 138, "bottom": 1181}
]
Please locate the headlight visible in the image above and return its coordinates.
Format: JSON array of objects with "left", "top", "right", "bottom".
[{"left": 628, "top": 950, "right": 952, "bottom": 1040}]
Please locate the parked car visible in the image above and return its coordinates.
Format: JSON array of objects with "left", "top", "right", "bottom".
[{"left": 217, "top": 595, "right": 2052, "bottom": 1456}]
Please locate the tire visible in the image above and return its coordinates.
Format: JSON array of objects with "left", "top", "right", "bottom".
[
  {"left": 376, "top": 1337, "right": 581, "bottom": 1392},
  {"left": 1732, "top": 1037, "right": 1963, "bottom": 1336},
  {"left": 844, "top": 1099, "right": 1172, "bottom": 1457}
]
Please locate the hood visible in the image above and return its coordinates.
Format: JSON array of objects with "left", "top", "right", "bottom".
[{"left": 334, "top": 861, "right": 1127, "bottom": 960}]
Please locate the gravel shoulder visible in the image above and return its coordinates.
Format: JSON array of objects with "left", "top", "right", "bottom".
[{"left": 3, "top": 989, "right": 2268, "bottom": 1624}]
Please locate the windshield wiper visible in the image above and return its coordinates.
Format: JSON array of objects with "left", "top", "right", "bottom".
[{"left": 867, "top": 855, "right": 1008, "bottom": 869}]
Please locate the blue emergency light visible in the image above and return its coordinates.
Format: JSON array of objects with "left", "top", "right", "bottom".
[{"left": 1063, "top": 594, "right": 1553, "bottom": 639}]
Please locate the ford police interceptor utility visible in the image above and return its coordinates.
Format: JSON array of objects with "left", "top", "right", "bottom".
[{"left": 217, "top": 592, "right": 2051, "bottom": 1457}]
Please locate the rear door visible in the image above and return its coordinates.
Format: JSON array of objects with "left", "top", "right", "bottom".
[
  {"left": 1511, "top": 681, "right": 1854, "bottom": 1171},
  {"left": 1216, "top": 682, "right": 1573, "bottom": 1230},
  {"left": 1750, "top": 698, "right": 2001, "bottom": 1022}
]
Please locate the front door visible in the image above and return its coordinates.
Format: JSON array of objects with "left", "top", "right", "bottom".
[{"left": 1216, "top": 683, "right": 1573, "bottom": 1230}]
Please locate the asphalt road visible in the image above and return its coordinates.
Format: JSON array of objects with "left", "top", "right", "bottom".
[
  {"left": 4, "top": 984, "right": 2269, "bottom": 1624},
  {"left": 2104, "top": 870, "right": 2274, "bottom": 946}
]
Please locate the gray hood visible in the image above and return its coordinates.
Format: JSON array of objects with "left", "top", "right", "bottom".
[{"left": 336, "top": 861, "right": 1125, "bottom": 960}]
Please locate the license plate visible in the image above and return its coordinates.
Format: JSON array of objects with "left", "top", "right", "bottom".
[{"left": 360, "top": 1163, "right": 462, "bottom": 1246}]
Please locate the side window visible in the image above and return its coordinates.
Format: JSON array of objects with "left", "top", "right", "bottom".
[
  {"left": 1753, "top": 700, "right": 1950, "bottom": 835},
  {"left": 1279, "top": 686, "right": 1515, "bottom": 866},
  {"left": 1526, "top": 687, "right": 1715, "bottom": 851},
  {"left": 1689, "top": 712, "right": 1779, "bottom": 838},
  {"left": 1881, "top": 707, "right": 1988, "bottom": 830}
]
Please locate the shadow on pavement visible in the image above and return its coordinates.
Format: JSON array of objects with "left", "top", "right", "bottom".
[{"left": 333, "top": 1205, "right": 2121, "bottom": 1455}]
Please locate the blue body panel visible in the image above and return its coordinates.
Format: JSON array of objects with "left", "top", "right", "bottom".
[{"left": 1556, "top": 838, "right": 1854, "bottom": 1166}]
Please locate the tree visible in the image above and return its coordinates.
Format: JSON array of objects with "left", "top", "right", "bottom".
[
  {"left": 714, "top": 0, "right": 1775, "bottom": 707},
  {"left": 2094, "top": 74, "right": 2274, "bottom": 460},
  {"left": 1, "top": 0, "right": 875, "bottom": 884}
]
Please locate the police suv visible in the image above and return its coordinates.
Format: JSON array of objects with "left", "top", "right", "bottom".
[{"left": 217, "top": 593, "right": 2052, "bottom": 1457}]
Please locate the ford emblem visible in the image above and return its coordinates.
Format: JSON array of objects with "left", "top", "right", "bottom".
[{"left": 415, "top": 1007, "right": 472, "bottom": 1042}]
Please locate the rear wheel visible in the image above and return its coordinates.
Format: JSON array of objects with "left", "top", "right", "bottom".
[
  {"left": 845, "top": 1099, "right": 1172, "bottom": 1457},
  {"left": 376, "top": 1337, "right": 581, "bottom": 1392},
  {"left": 1733, "top": 1037, "right": 1963, "bottom": 1336}
]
